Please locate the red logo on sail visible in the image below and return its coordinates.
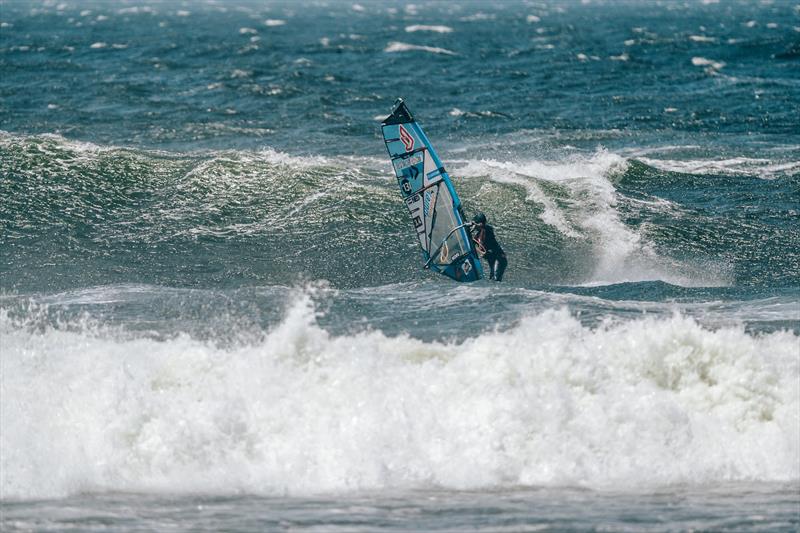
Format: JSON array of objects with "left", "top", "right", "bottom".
[{"left": 399, "top": 125, "right": 415, "bottom": 152}]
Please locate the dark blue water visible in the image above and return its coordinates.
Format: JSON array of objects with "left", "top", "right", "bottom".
[{"left": 1, "top": 1, "right": 798, "bottom": 530}]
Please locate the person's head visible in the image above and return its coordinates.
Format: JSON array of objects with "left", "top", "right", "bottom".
[{"left": 473, "top": 212, "right": 487, "bottom": 226}]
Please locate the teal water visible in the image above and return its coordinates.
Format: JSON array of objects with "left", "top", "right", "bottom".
[{"left": 1, "top": 1, "right": 798, "bottom": 530}]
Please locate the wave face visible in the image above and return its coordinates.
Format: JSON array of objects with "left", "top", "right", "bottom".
[
  {"left": 1, "top": 0, "right": 799, "bottom": 503},
  {"left": 1, "top": 133, "right": 797, "bottom": 291}
]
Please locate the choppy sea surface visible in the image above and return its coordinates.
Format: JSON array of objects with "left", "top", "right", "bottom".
[{"left": 1, "top": 0, "right": 799, "bottom": 531}]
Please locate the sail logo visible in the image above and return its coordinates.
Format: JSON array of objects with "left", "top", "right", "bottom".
[
  {"left": 399, "top": 125, "right": 415, "bottom": 152},
  {"left": 393, "top": 153, "right": 422, "bottom": 172}
]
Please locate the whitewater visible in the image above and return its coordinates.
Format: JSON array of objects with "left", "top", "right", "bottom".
[{"left": 2, "top": 291, "right": 799, "bottom": 500}]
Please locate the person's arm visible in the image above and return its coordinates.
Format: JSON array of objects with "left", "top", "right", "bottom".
[{"left": 472, "top": 227, "right": 487, "bottom": 256}]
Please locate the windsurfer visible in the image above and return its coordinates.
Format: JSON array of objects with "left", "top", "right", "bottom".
[{"left": 470, "top": 212, "right": 507, "bottom": 281}]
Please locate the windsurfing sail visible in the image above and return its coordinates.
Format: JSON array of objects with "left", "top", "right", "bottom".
[{"left": 381, "top": 99, "right": 484, "bottom": 282}]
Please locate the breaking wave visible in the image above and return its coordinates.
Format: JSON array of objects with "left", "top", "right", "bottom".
[
  {"left": 6, "top": 132, "right": 796, "bottom": 291},
  {"left": 1, "top": 293, "right": 797, "bottom": 499}
]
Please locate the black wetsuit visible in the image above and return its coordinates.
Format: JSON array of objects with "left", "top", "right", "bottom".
[{"left": 472, "top": 223, "right": 507, "bottom": 281}]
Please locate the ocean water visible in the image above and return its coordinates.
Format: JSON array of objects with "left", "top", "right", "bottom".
[{"left": 1, "top": 0, "right": 799, "bottom": 530}]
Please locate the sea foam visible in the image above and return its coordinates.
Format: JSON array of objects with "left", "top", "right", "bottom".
[
  {"left": 384, "top": 42, "right": 456, "bottom": 56},
  {"left": 636, "top": 156, "right": 800, "bottom": 180},
  {"left": 459, "top": 150, "right": 725, "bottom": 287},
  {"left": 405, "top": 25, "right": 453, "bottom": 34},
  {"left": 1, "top": 295, "right": 797, "bottom": 499}
]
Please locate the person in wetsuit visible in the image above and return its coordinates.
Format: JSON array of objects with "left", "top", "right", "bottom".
[{"left": 470, "top": 212, "right": 507, "bottom": 281}]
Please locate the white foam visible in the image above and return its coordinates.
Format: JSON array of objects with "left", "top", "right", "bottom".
[
  {"left": 1, "top": 298, "right": 797, "bottom": 499},
  {"left": 637, "top": 156, "right": 800, "bottom": 179},
  {"left": 458, "top": 149, "right": 731, "bottom": 286},
  {"left": 459, "top": 13, "right": 495, "bottom": 22},
  {"left": 0, "top": 132, "right": 119, "bottom": 169},
  {"left": 405, "top": 25, "right": 453, "bottom": 34},
  {"left": 692, "top": 56, "right": 725, "bottom": 70},
  {"left": 384, "top": 41, "right": 456, "bottom": 56},
  {"left": 460, "top": 158, "right": 585, "bottom": 239},
  {"left": 117, "top": 6, "right": 155, "bottom": 15},
  {"left": 264, "top": 19, "right": 286, "bottom": 27}
]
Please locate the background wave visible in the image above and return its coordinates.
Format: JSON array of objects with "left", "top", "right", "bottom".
[{"left": 2, "top": 133, "right": 797, "bottom": 291}]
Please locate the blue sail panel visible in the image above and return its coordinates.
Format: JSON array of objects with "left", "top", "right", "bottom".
[{"left": 381, "top": 99, "right": 483, "bottom": 283}]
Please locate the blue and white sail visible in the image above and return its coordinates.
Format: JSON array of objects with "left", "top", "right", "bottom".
[{"left": 381, "top": 99, "right": 483, "bottom": 282}]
